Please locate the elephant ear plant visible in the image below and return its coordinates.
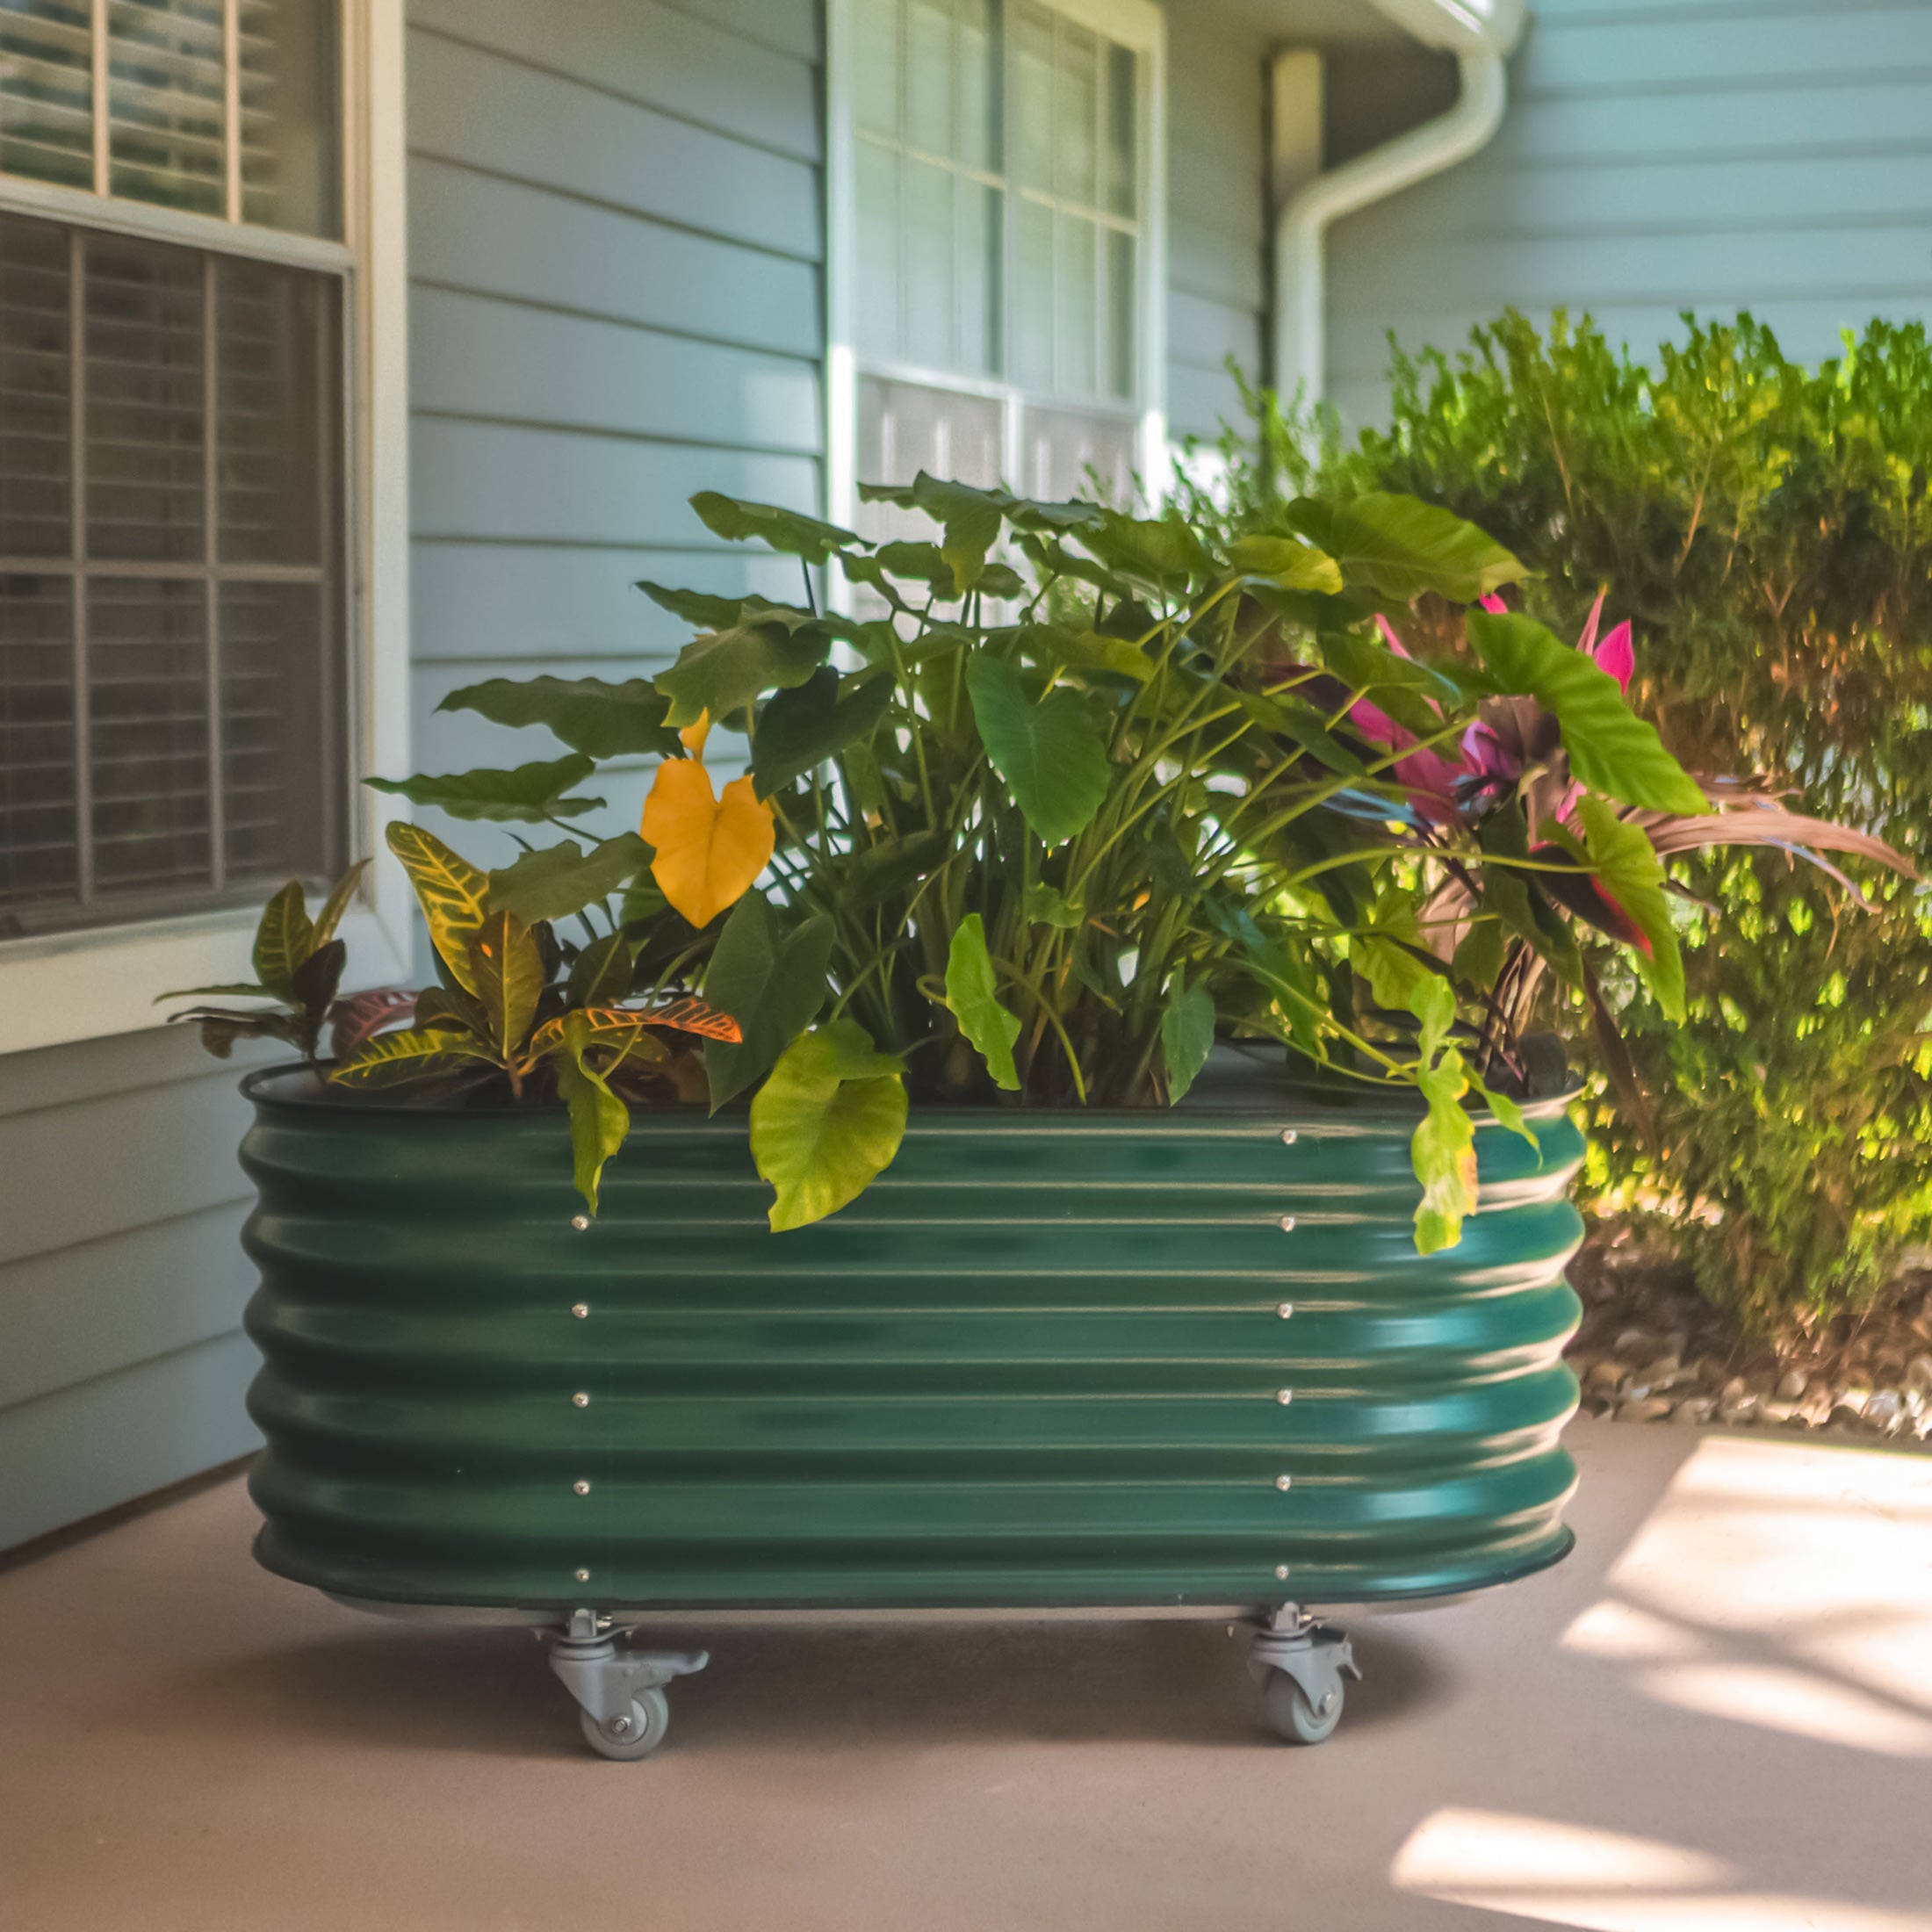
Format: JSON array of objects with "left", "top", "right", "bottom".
[{"left": 169, "top": 478, "right": 1878, "bottom": 1251}]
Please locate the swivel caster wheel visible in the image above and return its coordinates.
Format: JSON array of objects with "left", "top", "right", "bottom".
[
  {"left": 580, "top": 1687, "right": 669, "bottom": 1761},
  {"left": 1264, "top": 1667, "right": 1344, "bottom": 1745}
]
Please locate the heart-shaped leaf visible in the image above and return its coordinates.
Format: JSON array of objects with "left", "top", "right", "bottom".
[
  {"left": 1226, "top": 534, "right": 1344, "bottom": 595},
  {"left": 964, "top": 652, "right": 1110, "bottom": 847},
  {"left": 689, "top": 491, "right": 861, "bottom": 564},
  {"left": 487, "top": 833, "right": 652, "bottom": 924},
  {"left": 702, "top": 894, "right": 834, "bottom": 1110},
  {"left": 1286, "top": 492, "right": 1525, "bottom": 603},
  {"left": 750, "top": 1020, "right": 907, "bottom": 1231},
  {"left": 365, "top": 753, "right": 604, "bottom": 823},
  {"left": 655, "top": 615, "right": 833, "bottom": 727},
  {"left": 943, "top": 912, "right": 1020, "bottom": 1091},
  {"left": 750, "top": 666, "right": 894, "bottom": 797},
  {"left": 639, "top": 759, "right": 776, "bottom": 927},
  {"left": 1573, "top": 795, "right": 1686, "bottom": 1021},
  {"left": 438, "top": 676, "right": 681, "bottom": 760},
  {"left": 1468, "top": 611, "right": 1707, "bottom": 816}
]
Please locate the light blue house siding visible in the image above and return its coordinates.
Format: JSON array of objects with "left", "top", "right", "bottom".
[
  {"left": 1326, "top": 0, "right": 1932, "bottom": 429},
  {"left": 0, "top": 0, "right": 1272, "bottom": 1550}
]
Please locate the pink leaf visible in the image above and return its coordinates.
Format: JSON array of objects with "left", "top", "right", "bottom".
[
  {"left": 1592, "top": 618, "right": 1634, "bottom": 694},
  {"left": 1478, "top": 593, "right": 1509, "bottom": 615},
  {"left": 1576, "top": 589, "right": 1607, "bottom": 660}
]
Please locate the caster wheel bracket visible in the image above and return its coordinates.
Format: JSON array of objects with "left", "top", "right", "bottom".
[
  {"left": 547, "top": 1608, "right": 709, "bottom": 1728},
  {"left": 1250, "top": 1615, "right": 1359, "bottom": 1738}
]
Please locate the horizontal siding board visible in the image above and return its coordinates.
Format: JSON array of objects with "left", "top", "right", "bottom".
[
  {"left": 411, "top": 542, "right": 805, "bottom": 667},
  {"left": 411, "top": 419, "right": 821, "bottom": 547},
  {"left": 409, "top": 287, "right": 823, "bottom": 453},
  {"left": 407, "top": 159, "right": 822, "bottom": 359},
  {"left": 0, "top": 1203, "right": 253, "bottom": 1411},
  {"left": 0, "top": 1332, "right": 260, "bottom": 1552},
  {"left": 0, "top": 1024, "right": 273, "bottom": 1119},
  {"left": 407, "top": 0, "right": 819, "bottom": 162},
  {"left": 406, "top": 30, "right": 821, "bottom": 260},
  {"left": 1169, "top": 361, "right": 1249, "bottom": 443},
  {"left": 1169, "top": 288, "right": 1259, "bottom": 380},
  {"left": 0, "top": 1068, "right": 255, "bottom": 1270},
  {"left": 660, "top": 0, "right": 819, "bottom": 63}
]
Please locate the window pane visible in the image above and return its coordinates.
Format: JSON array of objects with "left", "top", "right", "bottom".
[
  {"left": 1055, "top": 24, "right": 1097, "bottom": 207},
  {"left": 219, "top": 255, "right": 334, "bottom": 564},
  {"left": 0, "top": 575, "right": 77, "bottom": 926},
  {"left": 854, "top": 140, "right": 900, "bottom": 361},
  {"left": 905, "top": 0, "right": 951, "bottom": 159},
  {"left": 1105, "top": 40, "right": 1136, "bottom": 218},
  {"left": 1058, "top": 211, "right": 1095, "bottom": 396},
  {"left": 1106, "top": 227, "right": 1135, "bottom": 400},
  {"left": 88, "top": 574, "right": 211, "bottom": 898},
  {"left": 240, "top": 0, "right": 342, "bottom": 237},
  {"left": 109, "top": 0, "right": 227, "bottom": 215},
  {"left": 220, "top": 577, "right": 331, "bottom": 879},
  {"left": 852, "top": 0, "right": 898, "bottom": 140},
  {"left": 1013, "top": 193, "right": 1053, "bottom": 392},
  {"left": 956, "top": 177, "right": 999, "bottom": 378},
  {"left": 956, "top": 0, "right": 998, "bottom": 172},
  {"left": 1012, "top": 3, "right": 1052, "bottom": 192},
  {"left": 1021, "top": 403, "right": 1134, "bottom": 504},
  {"left": 0, "top": 0, "right": 94, "bottom": 190},
  {"left": 903, "top": 154, "right": 953, "bottom": 368},
  {"left": 0, "top": 213, "right": 71, "bottom": 558},
  {"left": 86, "top": 233, "right": 205, "bottom": 563}
]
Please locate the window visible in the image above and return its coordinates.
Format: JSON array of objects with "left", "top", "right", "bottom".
[
  {"left": 831, "top": 0, "right": 1164, "bottom": 528},
  {"left": 0, "top": 0, "right": 349, "bottom": 942}
]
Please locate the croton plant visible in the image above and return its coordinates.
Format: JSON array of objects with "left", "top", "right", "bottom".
[{"left": 165, "top": 479, "right": 1908, "bottom": 1249}]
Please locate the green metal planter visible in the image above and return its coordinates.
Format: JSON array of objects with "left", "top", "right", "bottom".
[{"left": 238, "top": 1063, "right": 1583, "bottom": 1755}]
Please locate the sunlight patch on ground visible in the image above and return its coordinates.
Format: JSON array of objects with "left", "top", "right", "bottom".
[{"left": 1390, "top": 1806, "right": 1932, "bottom": 1931}]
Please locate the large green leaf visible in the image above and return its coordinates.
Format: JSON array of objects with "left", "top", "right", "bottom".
[
  {"left": 365, "top": 753, "right": 603, "bottom": 823},
  {"left": 1225, "top": 534, "right": 1344, "bottom": 595},
  {"left": 467, "top": 908, "right": 544, "bottom": 1057},
  {"left": 655, "top": 614, "right": 833, "bottom": 727},
  {"left": 1079, "top": 512, "right": 1206, "bottom": 593},
  {"left": 915, "top": 473, "right": 1005, "bottom": 595},
  {"left": 750, "top": 666, "right": 894, "bottom": 797},
  {"left": 252, "top": 882, "right": 313, "bottom": 998},
  {"left": 1285, "top": 492, "right": 1526, "bottom": 603},
  {"left": 386, "top": 822, "right": 493, "bottom": 993},
  {"left": 750, "top": 1020, "right": 908, "bottom": 1231},
  {"left": 689, "top": 491, "right": 860, "bottom": 565},
  {"left": 487, "top": 833, "right": 651, "bottom": 924},
  {"left": 1573, "top": 794, "right": 1687, "bottom": 1021},
  {"left": 552, "top": 1010, "right": 631, "bottom": 1215},
  {"left": 566, "top": 931, "right": 636, "bottom": 1007},
  {"left": 943, "top": 913, "right": 1021, "bottom": 1091},
  {"left": 702, "top": 894, "right": 834, "bottom": 1110},
  {"left": 437, "top": 676, "right": 681, "bottom": 760},
  {"left": 1467, "top": 611, "right": 1708, "bottom": 814},
  {"left": 635, "top": 580, "right": 757, "bottom": 630},
  {"left": 964, "top": 652, "right": 1111, "bottom": 847},
  {"left": 1160, "top": 979, "right": 1215, "bottom": 1103},
  {"left": 1015, "top": 623, "right": 1154, "bottom": 685}
]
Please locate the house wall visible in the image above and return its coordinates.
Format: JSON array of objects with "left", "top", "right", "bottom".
[{"left": 1324, "top": 0, "right": 1932, "bottom": 429}]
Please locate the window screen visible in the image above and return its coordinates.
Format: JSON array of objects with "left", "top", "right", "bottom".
[
  {"left": 850, "top": 0, "right": 1150, "bottom": 512},
  {"left": 0, "top": 208, "right": 345, "bottom": 937}
]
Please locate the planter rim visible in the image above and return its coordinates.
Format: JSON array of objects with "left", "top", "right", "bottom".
[{"left": 240, "top": 1061, "right": 1580, "bottom": 1128}]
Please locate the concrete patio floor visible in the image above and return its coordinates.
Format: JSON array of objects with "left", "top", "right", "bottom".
[{"left": 2, "top": 1417, "right": 1929, "bottom": 1931}]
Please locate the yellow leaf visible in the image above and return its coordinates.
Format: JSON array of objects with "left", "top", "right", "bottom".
[{"left": 640, "top": 758, "right": 775, "bottom": 927}]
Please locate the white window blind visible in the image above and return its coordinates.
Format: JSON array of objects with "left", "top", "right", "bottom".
[
  {"left": 0, "top": 0, "right": 345, "bottom": 941},
  {"left": 847, "top": 0, "right": 1157, "bottom": 518}
]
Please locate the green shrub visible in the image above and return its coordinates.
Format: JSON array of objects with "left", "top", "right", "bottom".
[{"left": 1186, "top": 316, "right": 1932, "bottom": 1329}]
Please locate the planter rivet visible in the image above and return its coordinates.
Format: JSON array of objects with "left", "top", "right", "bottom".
[
  {"left": 1279, "top": 1215, "right": 1296, "bottom": 1232},
  {"left": 1277, "top": 1388, "right": 1294, "bottom": 1405},
  {"left": 575, "top": 1568, "right": 590, "bottom": 1582},
  {"left": 1276, "top": 1474, "right": 1293, "bottom": 1490},
  {"left": 573, "top": 1392, "right": 589, "bottom": 1408},
  {"left": 1280, "top": 1129, "right": 1297, "bottom": 1145},
  {"left": 1278, "top": 1301, "right": 1294, "bottom": 1319},
  {"left": 573, "top": 1480, "right": 591, "bottom": 1496},
  {"left": 1274, "top": 1565, "right": 1290, "bottom": 1581},
  {"left": 571, "top": 1302, "right": 590, "bottom": 1319},
  {"left": 571, "top": 1215, "right": 590, "bottom": 1231}
]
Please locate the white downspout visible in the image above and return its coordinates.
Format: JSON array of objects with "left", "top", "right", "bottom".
[{"left": 1272, "top": 3, "right": 1523, "bottom": 407}]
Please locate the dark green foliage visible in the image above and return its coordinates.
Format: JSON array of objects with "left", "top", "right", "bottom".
[{"left": 1193, "top": 314, "right": 1932, "bottom": 1326}]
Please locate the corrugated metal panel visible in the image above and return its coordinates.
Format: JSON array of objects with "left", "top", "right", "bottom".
[
  {"left": 1326, "top": 0, "right": 1932, "bottom": 428},
  {"left": 242, "top": 1075, "right": 1582, "bottom": 1612}
]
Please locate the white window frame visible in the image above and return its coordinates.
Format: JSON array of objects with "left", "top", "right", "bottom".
[
  {"left": 0, "top": 0, "right": 414, "bottom": 1056},
  {"left": 824, "top": 0, "right": 1170, "bottom": 532}
]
